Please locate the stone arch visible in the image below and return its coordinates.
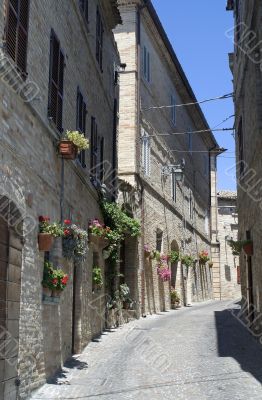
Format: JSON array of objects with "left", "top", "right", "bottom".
[{"left": 0, "top": 195, "right": 23, "bottom": 400}]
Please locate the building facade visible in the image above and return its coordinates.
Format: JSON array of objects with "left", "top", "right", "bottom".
[
  {"left": 0, "top": 0, "right": 121, "bottom": 398},
  {"left": 227, "top": 0, "right": 262, "bottom": 325},
  {"left": 216, "top": 191, "right": 241, "bottom": 300},
  {"left": 114, "top": 0, "right": 222, "bottom": 314}
]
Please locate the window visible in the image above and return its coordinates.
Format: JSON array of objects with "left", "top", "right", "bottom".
[
  {"left": 142, "top": 129, "right": 150, "bottom": 176},
  {"left": 96, "top": 7, "right": 103, "bottom": 71},
  {"left": 90, "top": 117, "right": 98, "bottom": 179},
  {"left": 188, "top": 130, "right": 193, "bottom": 154},
  {"left": 156, "top": 229, "right": 163, "bottom": 252},
  {"left": 238, "top": 118, "right": 244, "bottom": 175},
  {"left": 99, "top": 136, "right": 104, "bottom": 182},
  {"left": 171, "top": 172, "right": 177, "bottom": 202},
  {"left": 48, "top": 30, "right": 64, "bottom": 133},
  {"left": 143, "top": 46, "right": 150, "bottom": 82},
  {"left": 76, "top": 88, "right": 87, "bottom": 168},
  {"left": 5, "top": 0, "right": 30, "bottom": 74},
  {"left": 205, "top": 211, "right": 209, "bottom": 235},
  {"left": 79, "top": 0, "right": 88, "bottom": 23},
  {"left": 171, "top": 94, "right": 176, "bottom": 125},
  {"left": 203, "top": 154, "right": 209, "bottom": 177},
  {"left": 189, "top": 190, "right": 193, "bottom": 220}
]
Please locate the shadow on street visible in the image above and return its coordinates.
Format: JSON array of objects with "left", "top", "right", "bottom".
[{"left": 215, "top": 304, "right": 262, "bottom": 385}]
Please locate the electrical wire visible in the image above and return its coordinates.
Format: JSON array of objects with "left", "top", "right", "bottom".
[
  {"left": 147, "top": 127, "right": 234, "bottom": 138},
  {"left": 141, "top": 93, "right": 234, "bottom": 111}
]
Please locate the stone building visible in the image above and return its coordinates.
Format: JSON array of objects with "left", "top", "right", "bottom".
[
  {"left": 216, "top": 191, "right": 241, "bottom": 300},
  {"left": 227, "top": 0, "right": 262, "bottom": 326},
  {"left": 0, "top": 0, "right": 121, "bottom": 398},
  {"left": 114, "top": 0, "right": 222, "bottom": 314}
]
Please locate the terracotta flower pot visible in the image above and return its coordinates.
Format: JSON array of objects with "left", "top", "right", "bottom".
[
  {"left": 89, "top": 234, "right": 109, "bottom": 249},
  {"left": 52, "top": 289, "right": 62, "bottom": 298},
  {"left": 42, "top": 286, "right": 52, "bottom": 297},
  {"left": 58, "top": 140, "right": 78, "bottom": 160},
  {"left": 38, "top": 233, "right": 53, "bottom": 251},
  {"left": 243, "top": 242, "right": 253, "bottom": 256}
]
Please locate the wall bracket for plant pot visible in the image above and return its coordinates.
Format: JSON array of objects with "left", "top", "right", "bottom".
[{"left": 59, "top": 140, "right": 78, "bottom": 160}]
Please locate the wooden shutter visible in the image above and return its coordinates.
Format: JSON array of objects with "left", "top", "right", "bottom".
[
  {"left": 238, "top": 119, "right": 244, "bottom": 175},
  {"left": 142, "top": 129, "right": 150, "bottom": 176},
  {"left": 48, "top": 30, "right": 64, "bottom": 133},
  {"left": 79, "top": 0, "right": 88, "bottom": 23},
  {"left": 5, "top": 0, "right": 30, "bottom": 74},
  {"left": 96, "top": 7, "right": 103, "bottom": 71},
  {"left": 99, "top": 137, "right": 104, "bottom": 182},
  {"left": 90, "top": 117, "right": 98, "bottom": 179},
  {"left": 76, "top": 88, "right": 87, "bottom": 168},
  {"left": 237, "top": 266, "right": 241, "bottom": 285}
]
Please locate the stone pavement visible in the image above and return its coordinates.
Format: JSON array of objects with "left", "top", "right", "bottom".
[{"left": 30, "top": 300, "right": 262, "bottom": 400}]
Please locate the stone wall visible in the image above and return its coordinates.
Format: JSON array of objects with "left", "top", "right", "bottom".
[
  {"left": 0, "top": 0, "right": 121, "bottom": 397},
  {"left": 114, "top": 0, "right": 218, "bottom": 313},
  {"left": 217, "top": 192, "right": 241, "bottom": 300},
  {"left": 230, "top": 0, "right": 262, "bottom": 320}
]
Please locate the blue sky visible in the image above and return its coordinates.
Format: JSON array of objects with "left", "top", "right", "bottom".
[{"left": 152, "top": 0, "right": 236, "bottom": 191}]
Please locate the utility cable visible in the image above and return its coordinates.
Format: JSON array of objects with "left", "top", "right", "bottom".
[
  {"left": 147, "top": 127, "right": 234, "bottom": 138},
  {"left": 141, "top": 93, "right": 234, "bottom": 111}
]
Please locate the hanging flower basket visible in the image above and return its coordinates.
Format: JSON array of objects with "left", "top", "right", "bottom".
[
  {"left": 38, "top": 233, "right": 54, "bottom": 251},
  {"left": 58, "top": 140, "right": 78, "bottom": 160},
  {"left": 243, "top": 241, "right": 253, "bottom": 256}
]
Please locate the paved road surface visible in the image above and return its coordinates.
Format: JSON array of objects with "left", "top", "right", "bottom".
[{"left": 31, "top": 300, "right": 262, "bottom": 400}]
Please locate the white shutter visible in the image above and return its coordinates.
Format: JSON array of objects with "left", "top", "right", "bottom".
[{"left": 142, "top": 129, "right": 150, "bottom": 176}]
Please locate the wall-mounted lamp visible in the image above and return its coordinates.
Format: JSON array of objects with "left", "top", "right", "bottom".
[{"left": 161, "top": 159, "right": 185, "bottom": 182}]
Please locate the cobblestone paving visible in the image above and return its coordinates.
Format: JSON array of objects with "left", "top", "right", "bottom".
[{"left": 31, "top": 300, "right": 262, "bottom": 400}]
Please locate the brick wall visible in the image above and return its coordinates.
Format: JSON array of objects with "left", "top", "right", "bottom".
[
  {"left": 0, "top": 0, "right": 120, "bottom": 397},
  {"left": 114, "top": 1, "right": 217, "bottom": 313}
]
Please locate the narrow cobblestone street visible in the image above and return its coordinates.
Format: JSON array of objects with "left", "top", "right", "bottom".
[{"left": 31, "top": 301, "right": 262, "bottom": 400}]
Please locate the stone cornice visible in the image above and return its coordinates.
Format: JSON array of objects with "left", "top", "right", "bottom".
[{"left": 117, "top": 0, "right": 143, "bottom": 7}]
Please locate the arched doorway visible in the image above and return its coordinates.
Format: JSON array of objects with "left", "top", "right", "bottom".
[{"left": 0, "top": 198, "right": 23, "bottom": 400}]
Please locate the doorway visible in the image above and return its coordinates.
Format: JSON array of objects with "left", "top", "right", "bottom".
[{"left": 0, "top": 214, "right": 22, "bottom": 400}]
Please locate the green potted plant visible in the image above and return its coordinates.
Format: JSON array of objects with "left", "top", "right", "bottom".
[
  {"left": 242, "top": 240, "right": 253, "bottom": 256},
  {"left": 119, "top": 283, "right": 132, "bottom": 309},
  {"left": 59, "top": 130, "right": 89, "bottom": 160},
  {"left": 62, "top": 220, "right": 88, "bottom": 262},
  {"left": 92, "top": 266, "right": 103, "bottom": 291},
  {"left": 170, "top": 287, "right": 180, "bottom": 309},
  {"left": 228, "top": 239, "right": 242, "bottom": 256},
  {"left": 38, "top": 216, "right": 64, "bottom": 251},
  {"left": 199, "top": 250, "right": 210, "bottom": 265},
  {"left": 180, "top": 254, "right": 194, "bottom": 267},
  {"left": 169, "top": 250, "right": 180, "bottom": 263},
  {"left": 42, "top": 262, "right": 69, "bottom": 298},
  {"left": 88, "top": 219, "right": 110, "bottom": 249}
]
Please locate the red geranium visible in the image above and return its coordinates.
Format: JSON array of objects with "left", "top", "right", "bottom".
[
  {"left": 39, "top": 216, "right": 50, "bottom": 222},
  {"left": 64, "top": 229, "right": 70, "bottom": 236},
  {"left": 52, "top": 278, "right": 58, "bottom": 285},
  {"left": 61, "top": 275, "right": 69, "bottom": 285},
  {"left": 64, "top": 219, "right": 71, "bottom": 225}
]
